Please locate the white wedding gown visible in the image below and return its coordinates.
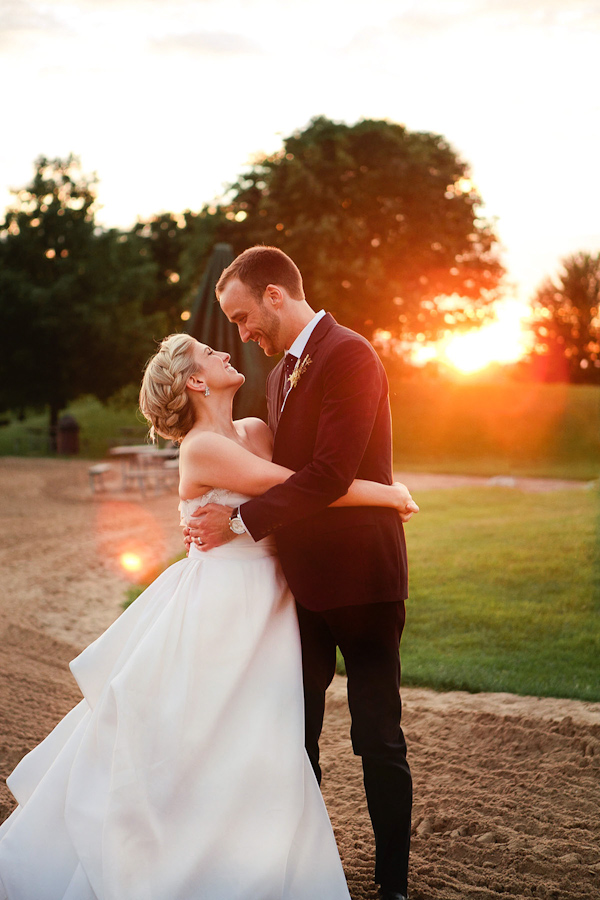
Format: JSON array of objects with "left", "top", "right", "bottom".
[{"left": 0, "top": 490, "right": 350, "bottom": 900}]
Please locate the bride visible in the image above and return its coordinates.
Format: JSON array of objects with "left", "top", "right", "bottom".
[{"left": 0, "top": 333, "right": 417, "bottom": 900}]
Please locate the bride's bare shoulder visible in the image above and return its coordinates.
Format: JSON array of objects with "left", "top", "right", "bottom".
[
  {"left": 235, "top": 417, "right": 273, "bottom": 457},
  {"left": 180, "top": 431, "right": 230, "bottom": 457},
  {"left": 178, "top": 431, "right": 238, "bottom": 497},
  {"left": 236, "top": 417, "right": 271, "bottom": 440}
]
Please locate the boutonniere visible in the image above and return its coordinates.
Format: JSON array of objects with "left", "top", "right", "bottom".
[{"left": 288, "top": 354, "right": 312, "bottom": 389}]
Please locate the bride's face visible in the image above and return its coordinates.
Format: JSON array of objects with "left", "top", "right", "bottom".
[{"left": 193, "top": 342, "right": 245, "bottom": 393}]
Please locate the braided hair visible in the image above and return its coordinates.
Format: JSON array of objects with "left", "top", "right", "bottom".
[{"left": 139, "top": 333, "right": 200, "bottom": 443}]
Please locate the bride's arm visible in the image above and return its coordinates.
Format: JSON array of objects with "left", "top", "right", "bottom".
[
  {"left": 239, "top": 419, "right": 417, "bottom": 515},
  {"left": 332, "top": 480, "right": 418, "bottom": 517},
  {"left": 181, "top": 431, "right": 417, "bottom": 516}
]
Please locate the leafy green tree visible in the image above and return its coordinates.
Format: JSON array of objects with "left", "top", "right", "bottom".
[
  {"left": 531, "top": 251, "right": 600, "bottom": 383},
  {"left": 0, "top": 155, "right": 163, "bottom": 446},
  {"left": 131, "top": 207, "right": 229, "bottom": 332},
  {"left": 218, "top": 116, "right": 503, "bottom": 341},
  {"left": 132, "top": 212, "right": 188, "bottom": 327}
]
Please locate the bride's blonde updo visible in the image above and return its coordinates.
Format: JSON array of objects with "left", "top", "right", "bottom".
[{"left": 139, "top": 333, "right": 200, "bottom": 443}]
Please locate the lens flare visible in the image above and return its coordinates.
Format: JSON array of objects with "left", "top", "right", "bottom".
[
  {"left": 95, "top": 501, "right": 166, "bottom": 583},
  {"left": 120, "top": 552, "right": 143, "bottom": 573}
]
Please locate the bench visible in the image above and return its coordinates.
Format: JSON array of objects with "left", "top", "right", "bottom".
[
  {"left": 154, "top": 457, "right": 179, "bottom": 491},
  {"left": 89, "top": 463, "right": 113, "bottom": 492}
]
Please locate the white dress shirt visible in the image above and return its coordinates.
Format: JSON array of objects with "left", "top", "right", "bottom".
[{"left": 281, "top": 309, "right": 326, "bottom": 412}]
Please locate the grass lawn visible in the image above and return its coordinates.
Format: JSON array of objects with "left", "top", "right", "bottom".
[
  {"left": 390, "top": 380, "right": 600, "bottom": 480},
  {"left": 397, "top": 486, "right": 600, "bottom": 701},
  {"left": 126, "top": 486, "right": 599, "bottom": 703}
]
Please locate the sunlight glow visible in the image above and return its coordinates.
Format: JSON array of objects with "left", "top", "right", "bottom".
[
  {"left": 411, "top": 344, "right": 439, "bottom": 366},
  {"left": 442, "top": 300, "right": 533, "bottom": 373},
  {"left": 409, "top": 299, "right": 534, "bottom": 373}
]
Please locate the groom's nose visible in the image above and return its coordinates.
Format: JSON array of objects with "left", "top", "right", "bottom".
[{"left": 238, "top": 324, "right": 251, "bottom": 342}]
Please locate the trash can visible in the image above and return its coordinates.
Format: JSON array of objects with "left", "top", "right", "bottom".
[{"left": 57, "top": 414, "right": 80, "bottom": 455}]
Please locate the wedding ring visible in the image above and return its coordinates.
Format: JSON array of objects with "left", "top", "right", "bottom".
[{"left": 194, "top": 537, "right": 203, "bottom": 546}]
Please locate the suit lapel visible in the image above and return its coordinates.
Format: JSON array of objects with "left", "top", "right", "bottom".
[
  {"left": 267, "top": 358, "right": 287, "bottom": 431},
  {"left": 303, "top": 312, "right": 337, "bottom": 354},
  {"left": 274, "top": 313, "right": 337, "bottom": 431}
]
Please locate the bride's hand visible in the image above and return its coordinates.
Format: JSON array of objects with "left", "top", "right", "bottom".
[
  {"left": 390, "top": 482, "right": 419, "bottom": 522},
  {"left": 182, "top": 527, "right": 193, "bottom": 557}
]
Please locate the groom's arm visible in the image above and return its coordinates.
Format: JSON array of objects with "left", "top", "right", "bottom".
[{"left": 240, "top": 336, "right": 386, "bottom": 541}]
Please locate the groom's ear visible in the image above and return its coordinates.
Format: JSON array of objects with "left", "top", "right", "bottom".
[{"left": 263, "top": 284, "right": 284, "bottom": 309}]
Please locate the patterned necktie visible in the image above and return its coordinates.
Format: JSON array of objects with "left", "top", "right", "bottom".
[{"left": 284, "top": 353, "right": 298, "bottom": 380}]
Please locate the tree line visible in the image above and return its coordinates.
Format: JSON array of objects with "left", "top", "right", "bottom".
[{"left": 0, "top": 116, "right": 598, "bottom": 440}]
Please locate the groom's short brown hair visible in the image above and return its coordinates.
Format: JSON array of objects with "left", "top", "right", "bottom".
[{"left": 216, "top": 246, "right": 305, "bottom": 302}]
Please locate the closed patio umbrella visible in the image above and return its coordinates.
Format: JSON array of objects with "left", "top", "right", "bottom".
[{"left": 186, "top": 243, "right": 272, "bottom": 418}]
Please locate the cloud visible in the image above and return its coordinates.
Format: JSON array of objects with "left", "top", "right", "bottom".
[
  {"left": 0, "top": 0, "right": 68, "bottom": 36},
  {"left": 481, "top": 0, "right": 600, "bottom": 30},
  {"left": 387, "top": 8, "right": 466, "bottom": 39},
  {"left": 347, "top": 0, "right": 600, "bottom": 49},
  {"left": 151, "top": 31, "right": 262, "bottom": 56},
  {"left": 24, "top": 0, "right": 207, "bottom": 7}
]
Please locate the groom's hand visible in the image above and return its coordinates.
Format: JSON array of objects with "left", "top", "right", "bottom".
[{"left": 184, "top": 504, "right": 236, "bottom": 552}]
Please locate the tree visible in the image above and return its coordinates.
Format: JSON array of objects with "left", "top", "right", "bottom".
[
  {"left": 531, "top": 252, "right": 600, "bottom": 383},
  {"left": 217, "top": 116, "right": 503, "bottom": 342},
  {"left": 0, "top": 156, "right": 164, "bottom": 445},
  {"left": 132, "top": 212, "right": 189, "bottom": 329},
  {"left": 131, "top": 208, "right": 226, "bottom": 332}
]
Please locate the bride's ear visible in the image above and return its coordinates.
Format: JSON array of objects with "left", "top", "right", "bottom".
[{"left": 186, "top": 373, "right": 207, "bottom": 394}]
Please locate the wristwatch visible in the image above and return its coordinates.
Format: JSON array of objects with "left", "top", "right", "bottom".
[{"left": 228, "top": 507, "right": 246, "bottom": 535}]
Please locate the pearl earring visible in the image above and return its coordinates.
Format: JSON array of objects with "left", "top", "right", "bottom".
[{"left": 204, "top": 386, "right": 210, "bottom": 397}]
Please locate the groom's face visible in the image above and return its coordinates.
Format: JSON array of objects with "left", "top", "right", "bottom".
[{"left": 219, "top": 278, "right": 283, "bottom": 357}]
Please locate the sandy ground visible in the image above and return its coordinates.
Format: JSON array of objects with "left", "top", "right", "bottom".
[{"left": 0, "top": 458, "right": 598, "bottom": 899}]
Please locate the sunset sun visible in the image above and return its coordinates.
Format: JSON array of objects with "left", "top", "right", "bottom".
[{"left": 435, "top": 300, "right": 534, "bottom": 374}]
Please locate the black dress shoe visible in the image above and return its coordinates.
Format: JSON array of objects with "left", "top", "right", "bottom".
[{"left": 379, "top": 891, "right": 408, "bottom": 900}]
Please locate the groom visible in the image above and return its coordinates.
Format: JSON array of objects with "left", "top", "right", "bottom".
[{"left": 187, "top": 246, "right": 414, "bottom": 900}]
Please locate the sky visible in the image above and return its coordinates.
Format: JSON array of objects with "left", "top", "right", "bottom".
[{"left": 1, "top": 0, "right": 599, "bottom": 302}]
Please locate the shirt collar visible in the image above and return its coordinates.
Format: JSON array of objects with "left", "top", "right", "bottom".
[{"left": 287, "top": 309, "right": 326, "bottom": 360}]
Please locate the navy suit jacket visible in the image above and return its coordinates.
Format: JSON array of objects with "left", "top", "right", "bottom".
[{"left": 240, "top": 313, "right": 408, "bottom": 611}]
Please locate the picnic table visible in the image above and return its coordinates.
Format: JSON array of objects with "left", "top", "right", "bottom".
[{"left": 108, "top": 444, "right": 179, "bottom": 496}]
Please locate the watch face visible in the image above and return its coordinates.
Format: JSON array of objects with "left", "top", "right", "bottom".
[{"left": 230, "top": 516, "right": 245, "bottom": 535}]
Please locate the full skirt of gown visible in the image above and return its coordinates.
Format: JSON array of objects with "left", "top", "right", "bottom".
[{"left": 0, "top": 491, "right": 350, "bottom": 900}]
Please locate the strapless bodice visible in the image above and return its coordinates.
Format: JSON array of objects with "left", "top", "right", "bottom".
[
  {"left": 178, "top": 488, "right": 252, "bottom": 525},
  {"left": 179, "top": 489, "right": 276, "bottom": 559}
]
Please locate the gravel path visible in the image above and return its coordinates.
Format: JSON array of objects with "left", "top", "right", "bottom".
[{"left": 394, "top": 471, "right": 597, "bottom": 493}]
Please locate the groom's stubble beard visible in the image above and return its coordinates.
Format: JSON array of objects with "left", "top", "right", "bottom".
[{"left": 255, "top": 300, "right": 282, "bottom": 356}]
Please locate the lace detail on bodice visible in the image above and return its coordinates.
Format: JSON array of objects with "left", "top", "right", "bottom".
[
  {"left": 179, "top": 489, "right": 276, "bottom": 558},
  {"left": 179, "top": 489, "right": 251, "bottom": 527}
]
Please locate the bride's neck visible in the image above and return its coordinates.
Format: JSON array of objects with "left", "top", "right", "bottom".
[{"left": 189, "top": 394, "right": 238, "bottom": 440}]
